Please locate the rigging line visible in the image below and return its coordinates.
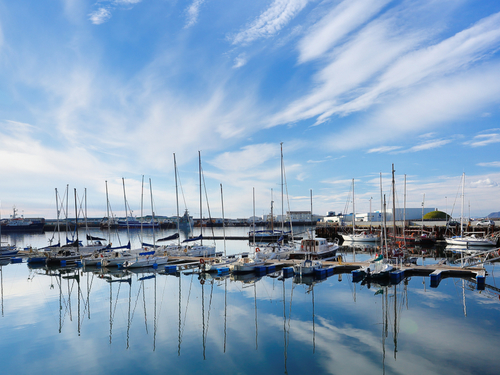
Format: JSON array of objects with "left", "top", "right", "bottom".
[
  {"left": 112, "top": 282, "right": 123, "bottom": 323},
  {"left": 181, "top": 273, "right": 195, "bottom": 342},
  {"left": 143, "top": 279, "right": 149, "bottom": 334},
  {"left": 78, "top": 273, "right": 95, "bottom": 326},
  {"left": 203, "top": 280, "right": 215, "bottom": 348},
  {"left": 282, "top": 157, "right": 294, "bottom": 239},
  {"left": 130, "top": 279, "right": 144, "bottom": 325},
  {"left": 155, "top": 272, "right": 169, "bottom": 318},
  {"left": 200, "top": 164, "right": 216, "bottom": 241}
]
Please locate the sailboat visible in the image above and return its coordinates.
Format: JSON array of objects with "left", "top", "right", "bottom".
[
  {"left": 122, "top": 179, "right": 169, "bottom": 269},
  {"left": 256, "top": 144, "right": 297, "bottom": 260},
  {"left": 178, "top": 151, "right": 216, "bottom": 257},
  {"left": 446, "top": 173, "right": 496, "bottom": 247},
  {"left": 358, "top": 168, "right": 397, "bottom": 280},
  {"left": 341, "top": 179, "right": 379, "bottom": 243},
  {"left": 249, "top": 143, "right": 293, "bottom": 244}
]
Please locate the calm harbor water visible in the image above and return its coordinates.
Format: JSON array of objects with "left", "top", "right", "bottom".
[{"left": 1, "top": 227, "right": 500, "bottom": 374}]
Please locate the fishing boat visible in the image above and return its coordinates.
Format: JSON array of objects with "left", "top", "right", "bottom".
[
  {"left": 0, "top": 207, "right": 45, "bottom": 233},
  {"left": 289, "top": 236, "right": 339, "bottom": 260}
]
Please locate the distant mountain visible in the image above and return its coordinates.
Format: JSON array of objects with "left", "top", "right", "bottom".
[{"left": 487, "top": 212, "right": 500, "bottom": 219}]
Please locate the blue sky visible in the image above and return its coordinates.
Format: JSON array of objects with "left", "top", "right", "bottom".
[{"left": 1, "top": 0, "right": 500, "bottom": 220}]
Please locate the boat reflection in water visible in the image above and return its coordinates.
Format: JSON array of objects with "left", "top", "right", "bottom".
[{"left": 1, "top": 238, "right": 500, "bottom": 375}]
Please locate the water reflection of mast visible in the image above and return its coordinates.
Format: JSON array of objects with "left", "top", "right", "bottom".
[
  {"left": 202, "top": 278, "right": 214, "bottom": 359},
  {"left": 306, "top": 284, "right": 316, "bottom": 353},
  {"left": 1, "top": 261, "right": 4, "bottom": 317},
  {"left": 282, "top": 277, "right": 291, "bottom": 374},
  {"left": 254, "top": 281, "right": 258, "bottom": 350},
  {"left": 178, "top": 274, "right": 181, "bottom": 356},
  {"left": 224, "top": 278, "right": 227, "bottom": 353},
  {"left": 462, "top": 279, "right": 467, "bottom": 317}
]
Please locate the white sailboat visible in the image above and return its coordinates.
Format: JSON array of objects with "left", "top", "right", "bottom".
[
  {"left": 122, "top": 179, "right": 168, "bottom": 268},
  {"left": 171, "top": 152, "right": 216, "bottom": 258},
  {"left": 446, "top": 173, "right": 496, "bottom": 247},
  {"left": 341, "top": 179, "right": 379, "bottom": 243}
]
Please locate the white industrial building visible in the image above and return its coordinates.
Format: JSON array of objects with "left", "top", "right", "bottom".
[{"left": 322, "top": 208, "right": 437, "bottom": 223}]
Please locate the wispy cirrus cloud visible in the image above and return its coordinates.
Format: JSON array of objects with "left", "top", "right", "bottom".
[
  {"left": 464, "top": 131, "right": 500, "bottom": 147},
  {"left": 233, "top": 53, "right": 247, "bottom": 68},
  {"left": 89, "top": 0, "right": 143, "bottom": 25},
  {"left": 366, "top": 145, "right": 402, "bottom": 154},
  {"left": 298, "top": 0, "right": 392, "bottom": 63},
  {"left": 89, "top": 7, "right": 112, "bottom": 24},
  {"left": 230, "top": 0, "right": 309, "bottom": 45},
  {"left": 405, "top": 139, "right": 453, "bottom": 152},
  {"left": 271, "top": 6, "right": 500, "bottom": 133},
  {"left": 185, "top": 0, "right": 206, "bottom": 28},
  {"left": 477, "top": 161, "right": 500, "bottom": 167}
]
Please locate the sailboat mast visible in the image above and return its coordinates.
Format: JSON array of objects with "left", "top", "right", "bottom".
[
  {"left": 421, "top": 193, "right": 425, "bottom": 236},
  {"left": 281, "top": 142, "right": 284, "bottom": 234},
  {"left": 174, "top": 153, "right": 180, "bottom": 246},
  {"left": 105, "top": 181, "right": 111, "bottom": 244},
  {"left": 384, "top": 194, "right": 388, "bottom": 255},
  {"left": 84, "top": 188, "right": 88, "bottom": 245},
  {"left": 141, "top": 175, "right": 145, "bottom": 245},
  {"left": 461, "top": 172, "right": 465, "bottom": 237},
  {"left": 149, "top": 178, "right": 156, "bottom": 248},
  {"left": 74, "top": 188, "right": 79, "bottom": 252},
  {"left": 55, "top": 188, "right": 60, "bottom": 245},
  {"left": 352, "top": 179, "right": 355, "bottom": 234},
  {"left": 66, "top": 184, "right": 69, "bottom": 236},
  {"left": 199, "top": 151, "right": 203, "bottom": 246},
  {"left": 253, "top": 187, "right": 256, "bottom": 246},
  {"left": 122, "top": 178, "right": 130, "bottom": 240},
  {"left": 403, "top": 175, "right": 406, "bottom": 247},
  {"left": 379, "top": 173, "right": 384, "bottom": 248},
  {"left": 310, "top": 189, "right": 313, "bottom": 226},
  {"left": 391, "top": 164, "right": 396, "bottom": 244},
  {"left": 221, "top": 184, "right": 226, "bottom": 257}
]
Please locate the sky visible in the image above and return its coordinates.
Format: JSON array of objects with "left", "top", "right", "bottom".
[{"left": 1, "top": 0, "right": 500, "bottom": 221}]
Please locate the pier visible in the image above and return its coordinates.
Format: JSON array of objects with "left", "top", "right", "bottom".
[{"left": 159, "top": 255, "right": 487, "bottom": 289}]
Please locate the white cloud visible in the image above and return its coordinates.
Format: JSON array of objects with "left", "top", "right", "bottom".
[
  {"left": 477, "top": 161, "right": 500, "bottom": 167},
  {"left": 89, "top": 8, "right": 112, "bottom": 25},
  {"left": 469, "top": 178, "right": 498, "bottom": 188},
  {"left": 367, "top": 145, "right": 402, "bottom": 154},
  {"left": 271, "top": 17, "right": 424, "bottom": 126},
  {"left": 271, "top": 9, "right": 500, "bottom": 129},
  {"left": 209, "top": 144, "right": 279, "bottom": 173},
  {"left": 185, "top": 0, "right": 206, "bottom": 28},
  {"left": 298, "top": 0, "right": 392, "bottom": 63},
  {"left": 405, "top": 139, "right": 453, "bottom": 152},
  {"left": 324, "top": 62, "right": 500, "bottom": 151},
  {"left": 89, "top": 0, "right": 143, "bottom": 25},
  {"left": 233, "top": 53, "right": 247, "bottom": 68},
  {"left": 329, "top": 11, "right": 500, "bottom": 119},
  {"left": 465, "top": 133, "right": 500, "bottom": 147},
  {"left": 231, "top": 0, "right": 309, "bottom": 45}
]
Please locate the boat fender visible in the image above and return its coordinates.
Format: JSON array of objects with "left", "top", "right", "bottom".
[{"left": 256, "top": 247, "right": 260, "bottom": 252}]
